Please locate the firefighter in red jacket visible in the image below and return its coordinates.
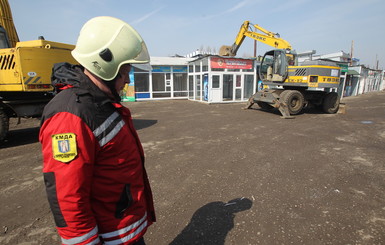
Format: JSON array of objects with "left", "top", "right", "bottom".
[{"left": 39, "top": 16, "right": 155, "bottom": 245}]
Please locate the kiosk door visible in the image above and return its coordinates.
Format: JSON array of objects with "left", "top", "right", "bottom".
[
  {"left": 235, "top": 75, "right": 242, "bottom": 101},
  {"left": 210, "top": 74, "right": 222, "bottom": 103},
  {"left": 223, "top": 74, "right": 233, "bottom": 101}
]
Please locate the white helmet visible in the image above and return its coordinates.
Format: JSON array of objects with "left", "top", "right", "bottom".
[{"left": 72, "top": 16, "right": 151, "bottom": 81}]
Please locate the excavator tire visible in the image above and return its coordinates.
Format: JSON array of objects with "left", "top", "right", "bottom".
[
  {"left": 280, "top": 90, "right": 304, "bottom": 115},
  {"left": 322, "top": 92, "right": 340, "bottom": 114},
  {"left": 0, "top": 108, "right": 9, "bottom": 142}
]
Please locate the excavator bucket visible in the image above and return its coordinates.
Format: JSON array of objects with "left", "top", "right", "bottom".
[{"left": 219, "top": 45, "right": 232, "bottom": 56}]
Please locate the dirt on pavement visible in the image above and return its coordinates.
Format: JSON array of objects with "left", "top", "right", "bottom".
[{"left": 1, "top": 91, "right": 385, "bottom": 245}]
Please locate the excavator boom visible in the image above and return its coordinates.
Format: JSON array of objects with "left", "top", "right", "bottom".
[
  {"left": 0, "top": 0, "right": 19, "bottom": 47},
  {"left": 219, "top": 21, "right": 292, "bottom": 56}
]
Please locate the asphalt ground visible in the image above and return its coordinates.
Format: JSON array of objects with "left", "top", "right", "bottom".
[{"left": 0, "top": 90, "right": 385, "bottom": 245}]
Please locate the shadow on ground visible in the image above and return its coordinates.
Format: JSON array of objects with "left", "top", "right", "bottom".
[
  {"left": 133, "top": 119, "right": 158, "bottom": 130},
  {"left": 0, "top": 119, "right": 157, "bottom": 148},
  {"left": 251, "top": 105, "right": 329, "bottom": 117},
  {"left": 169, "top": 198, "right": 253, "bottom": 245},
  {"left": 0, "top": 127, "right": 40, "bottom": 149}
]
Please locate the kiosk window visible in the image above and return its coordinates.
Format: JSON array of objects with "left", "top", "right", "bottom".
[{"left": 212, "top": 76, "right": 220, "bottom": 88}]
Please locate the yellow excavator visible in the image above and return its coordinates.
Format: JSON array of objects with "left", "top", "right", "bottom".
[
  {"left": 220, "top": 21, "right": 341, "bottom": 118},
  {"left": 0, "top": 0, "right": 76, "bottom": 141}
]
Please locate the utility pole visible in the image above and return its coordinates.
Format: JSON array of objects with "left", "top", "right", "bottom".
[
  {"left": 254, "top": 40, "right": 257, "bottom": 57},
  {"left": 350, "top": 40, "right": 354, "bottom": 66}
]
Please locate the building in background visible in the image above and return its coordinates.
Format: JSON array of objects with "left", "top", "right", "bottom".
[
  {"left": 343, "top": 66, "right": 384, "bottom": 97},
  {"left": 124, "top": 50, "right": 383, "bottom": 102},
  {"left": 128, "top": 55, "right": 257, "bottom": 103},
  {"left": 132, "top": 56, "right": 193, "bottom": 101},
  {"left": 298, "top": 50, "right": 358, "bottom": 65},
  {"left": 187, "top": 56, "right": 256, "bottom": 103}
]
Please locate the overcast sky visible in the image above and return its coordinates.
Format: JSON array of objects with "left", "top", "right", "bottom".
[{"left": 9, "top": 0, "right": 385, "bottom": 69}]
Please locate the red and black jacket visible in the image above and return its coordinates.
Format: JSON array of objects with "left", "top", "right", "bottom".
[{"left": 40, "top": 63, "right": 155, "bottom": 245}]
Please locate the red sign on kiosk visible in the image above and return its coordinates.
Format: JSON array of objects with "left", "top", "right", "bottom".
[{"left": 210, "top": 57, "right": 253, "bottom": 69}]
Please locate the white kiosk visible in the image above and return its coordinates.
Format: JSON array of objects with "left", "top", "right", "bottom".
[{"left": 188, "top": 56, "right": 256, "bottom": 103}]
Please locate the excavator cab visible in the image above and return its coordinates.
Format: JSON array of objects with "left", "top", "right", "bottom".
[{"left": 259, "top": 49, "right": 289, "bottom": 84}]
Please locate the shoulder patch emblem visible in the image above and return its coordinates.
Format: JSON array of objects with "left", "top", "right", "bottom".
[{"left": 52, "top": 133, "right": 77, "bottom": 163}]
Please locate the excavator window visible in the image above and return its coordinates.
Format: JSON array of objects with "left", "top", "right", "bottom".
[
  {"left": 274, "top": 51, "right": 288, "bottom": 76},
  {"left": 287, "top": 55, "right": 295, "bottom": 66},
  {"left": 273, "top": 52, "right": 282, "bottom": 74},
  {"left": 259, "top": 54, "right": 274, "bottom": 81},
  {"left": 0, "top": 26, "right": 10, "bottom": 48},
  {"left": 259, "top": 50, "right": 288, "bottom": 83}
]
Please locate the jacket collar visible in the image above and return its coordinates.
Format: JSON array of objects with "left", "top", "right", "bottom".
[{"left": 52, "top": 62, "right": 117, "bottom": 106}]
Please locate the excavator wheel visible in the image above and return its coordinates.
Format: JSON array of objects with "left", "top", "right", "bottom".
[
  {"left": 322, "top": 92, "right": 340, "bottom": 114},
  {"left": 280, "top": 90, "right": 304, "bottom": 115},
  {"left": 0, "top": 108, "right": 9, "bottom": 142}
]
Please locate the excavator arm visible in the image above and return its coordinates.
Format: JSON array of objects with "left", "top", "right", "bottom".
[{"left": 219, "top": 21, "right": 292, "bottom": 56}]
